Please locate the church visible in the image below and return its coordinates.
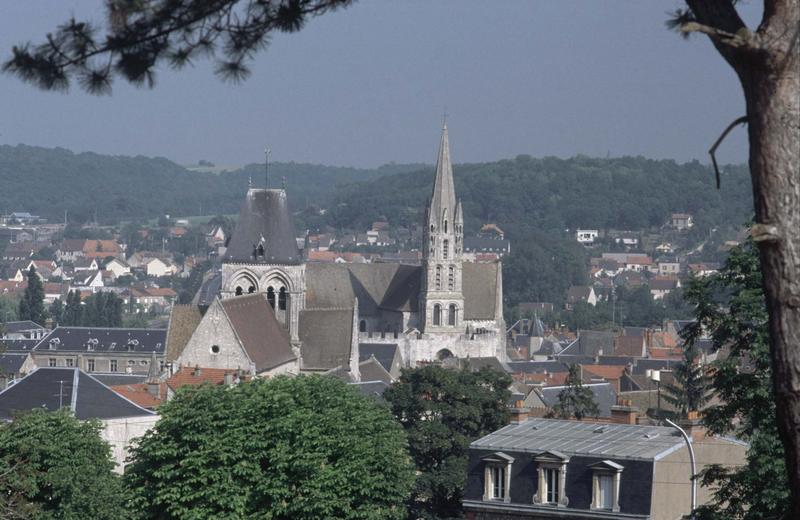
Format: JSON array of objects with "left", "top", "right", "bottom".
[{"left": 167, "top": 125, "right": 506, "bottom": 379}]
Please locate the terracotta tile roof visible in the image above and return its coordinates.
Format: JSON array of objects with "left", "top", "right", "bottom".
[
  {"left": 167, "top": 367, "right": 244, "bottom": 390},
  {"left": 613, "top": 336, "right": 646, "bottom": 357},
  {"left": 165, "top": 305, "right": 204, "bottom": 362},
  {"left": 111, "top": 383, "right": 166, "bottom": 409},
  {"left": 649, "top": 347, "right": 683, "bottom": 360},
  {"left": 582, "top": 364, "right": 627, "bottom": 381}
]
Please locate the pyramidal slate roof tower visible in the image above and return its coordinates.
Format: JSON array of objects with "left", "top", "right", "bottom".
[
  {"left": 420, "top": 123, "right": 464, "bottom": 333},
  {"left": 224, "top": 188, "right": 301, "bottom": 265}
]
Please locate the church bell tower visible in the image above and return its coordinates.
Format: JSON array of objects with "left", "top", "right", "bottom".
[{"left": 420, "top": 123, "right": 464, "bottom": 332}]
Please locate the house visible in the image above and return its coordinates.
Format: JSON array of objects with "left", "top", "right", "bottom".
[
  {"left": 464, "top": 236, "right": 511, "bottom": 258},
  {"left": 74, "top": 257, "right": 100, "bottom": 272},
  {"left": 82, "top": 239, "right": 123, "bottom": 260},
  {"left": 566, "top": 286, "right": 597, "bottom": 307},
  {"left": 56, "top": 239, "right": 88, "bottom": 262},
  {"left": 2, "top": 241, "right": 40, "bottom": 261},
  {"left": 71, "top": 269, "right": 104, "bottom": 292},
  {"left": 575, "top": 229, "right": 598, "bottom": 245},
  {"left": 463, "top": 416, "right": 746, "bottom": 519},
  {"left": 480, "top": 224, "right": 505, "bottom": 240},
  {"left": 25, "top": 260, "right": 57, "bottom": 280},
  {"left": 655, "top": 242, "right": 675, "bottom": 254},
  {"left": 657, "top": 258, "right": 681, "bottom": 276},
  {"left": 649, "top": 276, "right": 681, "bottom": 300},
  {"left": 1, "top": 320, "right": 48, "bottom": 340},
  {"left": 32, "top": 327, "right": 167, "bottom": 375},
  {"left": 0, "top": 352, "right": 36, "bottom": 387},
  {"left": 670, "top": 213, "right": 694, "bottom": 230},
  {"left": 0, "top": 367, "right": 158, "bottom": 470},
  {"left": 688, "top": 263, "right": 720, "bottom": 278},
  {"left": 127, "top": 286, "right": 178, "bottom": 310},
  {"left": 145, "top": 257, "right": 176, "bottom": 277}
]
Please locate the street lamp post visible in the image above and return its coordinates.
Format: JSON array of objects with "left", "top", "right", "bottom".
[{"left": 666, "top": 418, "right": 697, "bottom": 519}]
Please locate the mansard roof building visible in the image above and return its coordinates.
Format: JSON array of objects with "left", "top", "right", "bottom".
[{"left": 169, "top": 125, "right": 506, "bottom": 377}]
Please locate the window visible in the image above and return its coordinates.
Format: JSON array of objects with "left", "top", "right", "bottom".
[
  {"left": 448, "top": 266, "right": 454, "bottom": 290},
  {"left": 433, "top": 304, "right": 441, "bottom": 326},
  {"left": 278, "top": 287, "right": 287, "bottom": 310},
  {"left": 544, "top": 468, "right": 560, "bottom": 504},
  {"left": 534, "top": 451, "right": 569, "bottom": 507},
  {"left": 490, "top": 465, "right": 505, "bottom": 499},
  {"left": 248, "top": 285, "right": 255, "bottom": 294},
  {"left": 435, "top": 266, "right": 442, "bottom": 290},
  {"left": 482, "top": 452, "right": 513, "bottom": 502},
  {"left": 110, "top": 359, "right": 118, "bottom": 372},
  {"left": 590, "top": 460, "right": 623, "bottom": 511},
  {"left": 211, "top": 344, "right": 220, "bottom": 354},
  {"left": 127, "top": 360, "right": 135, "bottom": 366},
  {"left": 48, "top": 358, "right": 57, "bottom": 367},
  {"left": 87, "top": 359, "right": 95, "bottom": 372},
  {"left": 267, "top": 287, "right": 275, "bottom": 308},
  {"left": 359, "top": 320, "right": 367, "bottom": 333},
  {"left": 443, "top": 239, "right": 449, "bottom": 259},
  {"left": 448, "top": 304, "right": 457, "bottom": 326},
  {"left": 235, "top": 286, "right": 243, "bottom": 296},
  {"left": 66, "top": 358, "right": 74, "bottom": 367},
  {"left": 444, "top": 220, "right": 448, "bottom": 233}
]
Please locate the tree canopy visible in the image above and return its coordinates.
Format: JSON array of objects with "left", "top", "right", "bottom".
[
  {"left": 124, "top": 375, "right": 414, "bottom": 519},
  {"left": 17, "top": 266, "right": 45, "bottom": 325},
  {"left": 0, "top": 409, "right": 131, "bottom": 520},
  {"left": 548, "top": 364, "right": 600, "bottom": 421},
  {"left": 384, "top": 365, "right": 511, "bottom": 519}
]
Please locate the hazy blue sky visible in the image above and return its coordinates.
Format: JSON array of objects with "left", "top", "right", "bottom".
[{"left": 1, "top": 1, "right": 758, "bottom": 168}]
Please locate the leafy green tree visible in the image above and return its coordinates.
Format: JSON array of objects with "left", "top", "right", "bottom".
[
  {"left": 0, "top": 409, "right": 132, "bottom": 520},
  {"left": 384, "top": 365, "right": 511, "bottom": 519},
  {"left": 549, "top": 364, "right": 600, "bottom": 421},
  {"left": 0, "top": 295, "right": 18, "bottom": 323},
  {"left": 17, "top": 266, "right": 45, "bottom": 324},
  {"left": 125, "top": 376, "right": 413, "bottom": 519},
  {"left": 686, "top": 241, "right": 790, "bottom": 520}
]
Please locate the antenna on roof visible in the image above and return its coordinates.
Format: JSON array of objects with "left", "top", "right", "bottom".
[{"left": 264, "top": 147, "right": 271, "bottom": 189}]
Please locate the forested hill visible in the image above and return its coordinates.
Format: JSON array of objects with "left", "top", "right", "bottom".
[
  {"left": 324, "top": 154, "right": 753, "bottom": 240},
  {"left": 0, "top": 144, "right": 416, "bottom": 223}
]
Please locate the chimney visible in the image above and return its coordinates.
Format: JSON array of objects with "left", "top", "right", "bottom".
[
  {"left": 680, "top": 410, "right": 706, "bottom": 441},
  {"left": 610, "top": 398, "right": 639, "bottom": 424},
  {"left": 193, "top": 365, "right": 201, "bottom": 377},
  {"left": 509, "top": 403, "right": 529, "bottom": 424},
  {"left": 146, "top": 381, "right": 161, "bottom": 399}
]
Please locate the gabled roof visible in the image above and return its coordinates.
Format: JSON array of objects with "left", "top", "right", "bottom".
[
  {"left": 0, "top": 367, "right": 155, "bottom": 420},
  {"left": 225, "top": 188, "right": 301, "bottom": 265},
  {"left": 358, "top": 343, "right": 399, "bottom": 373},
  {"left": 167, "top": 367, "right": 245, "bottom": 391},
  {"left": 358, "top": 356, "right": 393, "bottom": 384},
  {"left": 165, "top": 305, "right": 204, "bottom": 362},
  {"left": 299, "top": 308, "right": 354, "bottom": 370},
  {"left": 471, "top": 418, "right": 685, "bottom": 461},
  {"left": 0, "top": 353, "right": 31, "bottom": 375},
  {"left": 220, "top": 294, "right": 296, "bottom": 372},
  {"left": 539, "top": 382, "right": 617, "bottom": 417}
]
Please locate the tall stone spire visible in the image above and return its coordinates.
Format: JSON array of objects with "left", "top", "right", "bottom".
[{"left": 428, "top": 124, "right": 457, "bottom": 227}]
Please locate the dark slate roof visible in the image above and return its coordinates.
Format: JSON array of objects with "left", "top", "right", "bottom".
[
  {"left": 1, "top": 320, "right": 46, "bottom": 334},
  {"left": 358, "top": 343, "right": 399, "bottom": 373},
  {"left": 0, "top": 353, "right": 30, "bottom": 375},
  {"left": 0, "top": 368, "right": 155, "bottom": 420},
  {"left": 221, "top": 294, "right": 296, "bottom": 372},
  {"left": 462, "top": 262, "right": 499, "bottom": 320},
  {"left": 299, "top": 308, "right": 354, "bottom": 370},
  {"left": 195, "top": 272, "right": 221, "bottom": 306},
  {"left": 33, "top": 327, "right": 166, "bottom": 354},
  {"left": 461, "top": 356, "right": 509, "bottom": 374},
  {"left": 471, "top": 418, "right": 684, "bottom": 461},
  {"left": 358, "top": 357, "right": 393, "bottom": 384},
  {"left": 165, "top": 305, "right": 204, "bottom": 362},
  {"left": 225, "top": 188, "right": 301, "bottom": 264},
  {"left": 91, "top": 374, "right": 148, "bottom": 386},
  {"left": 622, "top": 326, "right": 647, "bottom": 337},
  {"left": 539, "top": 382, "right": 618, "bottom": 417},
  {"left": 562, "top": 330, "right": 615, "bottom": 357},
  {"left": 0, "top": 339, "right": 38, "bottom": 352},
  {"left": 553, "top": 354, "right": 597, "bottom": 366},
  {"left": 632, "top": 359, "right": 682, "bottom": 375},
  {"left": 597, "top": 356, "right": 637, "bottom": 366},
  {"left": 305, "top": 261, "right": 499, "bottom": 321}
]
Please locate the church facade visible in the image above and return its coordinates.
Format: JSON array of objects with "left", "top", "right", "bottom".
[{"left": 170, "top": 125, "right": 505, "bottom": 377}]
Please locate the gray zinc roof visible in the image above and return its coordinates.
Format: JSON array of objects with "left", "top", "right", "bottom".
[
  {"left": 225, "top": 188, "right": 301, "bottom": 264},
  {"left": 471, "top": 418, "right": 685, "bottom": 461},
  {"left": 539, "top": 382, "right": 618, "bottom": 417},
  {"left": 34, "top": 327, "right": 166, "bottom": 354}
]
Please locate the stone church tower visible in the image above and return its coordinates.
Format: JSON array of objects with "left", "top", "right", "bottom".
[
  {"left": 420, "top": 124, "right": 465, "bottom": 333},
  {"left": 220, "top": 188, "right": 305, "bottom": 346}
]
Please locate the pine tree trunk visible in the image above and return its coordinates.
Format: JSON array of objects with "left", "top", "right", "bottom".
[{"left": 744, "top": 60, "right": 800, "bottom": 516}]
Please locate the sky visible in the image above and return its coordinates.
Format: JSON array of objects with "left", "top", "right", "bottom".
[{"left": 0, "top": 1, "right": 759, "bottom": 169}]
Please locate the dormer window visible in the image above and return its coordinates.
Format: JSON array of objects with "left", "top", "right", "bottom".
[
  {"left": 482, "top": 452, "right": 514, "bottom": 503},
  {"left": 589, "top": 460, "right": 623, "bottom": 511},
  {"left": 533, "top": 451, "right": 569, "bottom": 507}
]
